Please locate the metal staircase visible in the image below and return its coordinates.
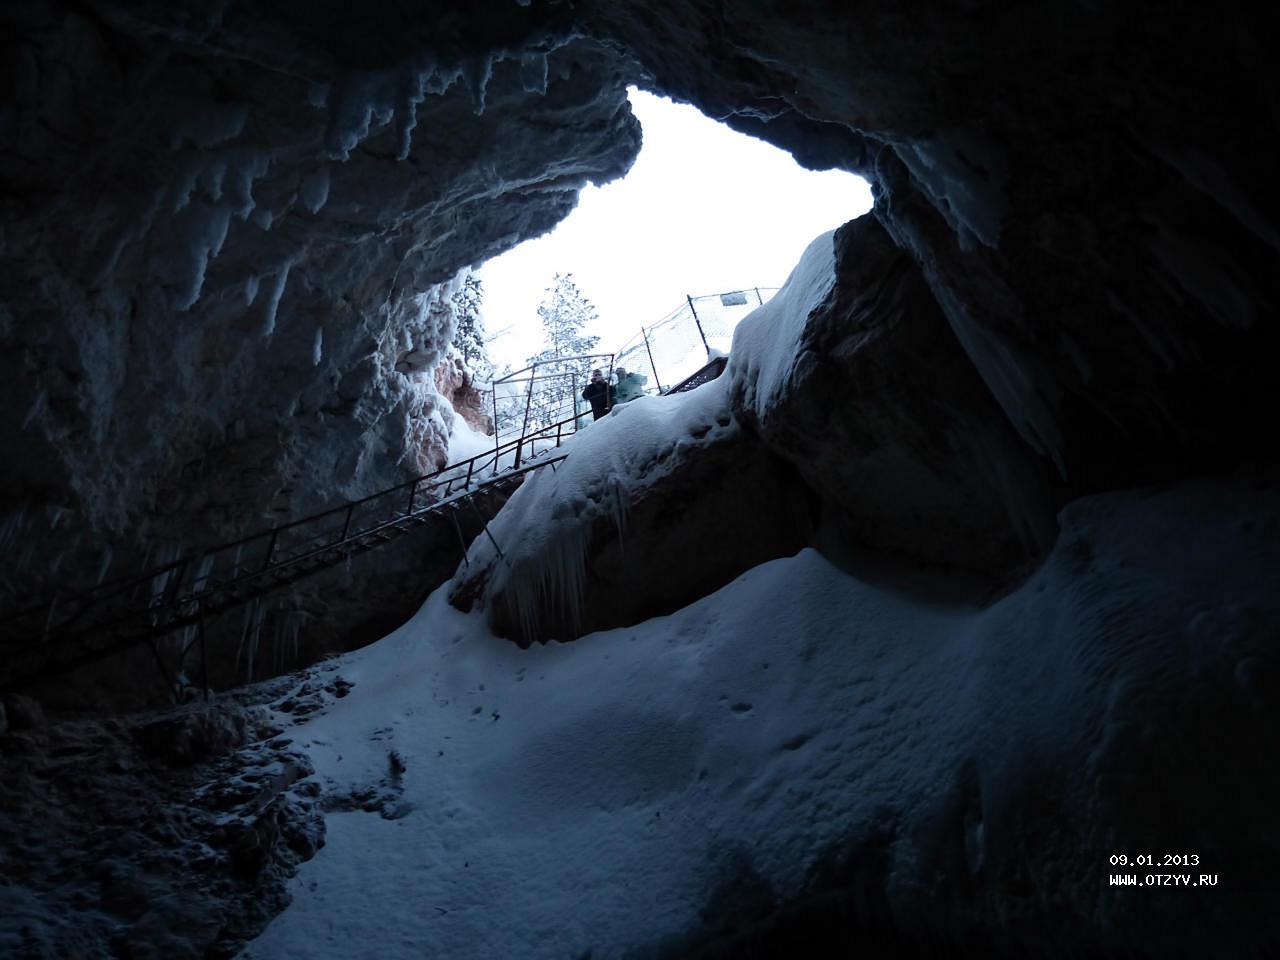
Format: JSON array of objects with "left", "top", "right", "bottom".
[
  {"left": 0, "top": 354, "right": 732, "bottom": 695},
  {"left": 0, "top": 417, "right": 575, "bottom": 693}
]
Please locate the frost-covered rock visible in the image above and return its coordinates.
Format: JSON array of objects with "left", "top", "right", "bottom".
[
  {"left": 434, "top": 352, "right": 494, "bottom": 438},
  {"left": 730, "top": 218, "right": 1057, "bottom": 579},
  {"left": 452, "top": 382, "right": 810, "bottom": 644},
  {"left": 581, "top": 0, "right": 1280, "bottom": 495},
  {"left": 0, "top": 685, "right": 329, "bottom": 959},
  {"left": 1, "top": 2, "right": 640, "bottom": 687}
]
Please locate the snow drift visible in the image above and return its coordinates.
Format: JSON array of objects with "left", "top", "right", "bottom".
[{"left": 242, "top": 473, "right": 1280, "bottom": 959}]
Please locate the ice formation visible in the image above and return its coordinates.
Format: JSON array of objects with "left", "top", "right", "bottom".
[{"left": 463, "top": 383, "right": 738, "bottom": 641}]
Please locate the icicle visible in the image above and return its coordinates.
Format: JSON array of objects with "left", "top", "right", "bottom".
[
  {"left": 299, "top": 166, "right": 331, "bottom": 214},
  {"left": 519, "top": 52, "right": 548, "bottom": 94},
  {"left": 192, "top": 552, "right": 215, "bottom": 594},
  {"left": 460, "top": 55, "right": 493, "bottom": 115},
  {"left": 171, "top": 155, "right": 204, "bottom": 212},
  {"left": 198, "top": 157, "right": 227, "bottom": 203},
  {"left": 237, "top": 598, "right": 265, "bottom": 681},
  {"left": 313, "top": 326, "right": 324, "bottom": 366},
  {"left": 96, "top": 546, "right": 113, "bottom": 586},
  {"left": 261, "top": 260, "right": 293, "bottom": 337},
  {"left": 226, "top": 150, "right": 270, "bottom": 220},
  {"left": 393, "top": 66, "right": 431, "bottom": 160},
  {"left": 0, "top": 508, "right": 27, "bottom": 554},
  {"left": 22, "top": 389, "right": 46, "bottom": 430},
  {"left": 174, "top": 204, "right": 232, "bottom": 311}
]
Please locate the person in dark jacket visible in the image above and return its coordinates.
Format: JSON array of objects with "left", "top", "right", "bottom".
[{"left": 582, "top": 368, "right": 613, "bottom": 420}]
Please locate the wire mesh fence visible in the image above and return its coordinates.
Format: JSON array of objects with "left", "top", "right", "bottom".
[
  {"left": 487, "top": 352, "right": 616, "bottom": 456},
  {"left": 611, "top": 287, "right": 776, "bottom": 394}
]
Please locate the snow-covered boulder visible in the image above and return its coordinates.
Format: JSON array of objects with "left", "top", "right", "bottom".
[
  {"left": 451, "top": 382, "right": 811, "bottom": 644},
  {"left": 731, "top": 218, "right": 1057, "bottom": 580}
]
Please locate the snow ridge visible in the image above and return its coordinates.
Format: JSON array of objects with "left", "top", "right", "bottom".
[{"left": 466, "top": 383, "right": 738, "bottom": 642}]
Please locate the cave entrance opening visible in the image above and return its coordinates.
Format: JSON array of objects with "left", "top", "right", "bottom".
[{"left": 463, "top": 87, "right": 872, "bottom": 445}]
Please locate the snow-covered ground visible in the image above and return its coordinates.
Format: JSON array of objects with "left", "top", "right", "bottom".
[
  {"left": 238, "top": 228, "right": 1277, "bottom": 957},
  {"left": 239, "top": 472, "right": 1278, "bottom": 959}
]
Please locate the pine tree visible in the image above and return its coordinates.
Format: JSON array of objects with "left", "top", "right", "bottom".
[
  {"left": 450, "top": 273, "right": 492, "bottom": 382},
  {"left": 527, "top": 273, "right": 601, "bottom": 365},
  {"left": 523, "top": 273, "right": 604, "bottom": 429}
]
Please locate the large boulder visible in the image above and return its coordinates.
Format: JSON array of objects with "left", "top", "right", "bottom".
[
  {"left": 582, "top": 0, "right": 1280, "bottom": 494},
  {"left": 451, "top": 389, "right": 812, "bottom": 645},
  {"left": 732, "top": 217, "right": 1059, "bottom": 580}
]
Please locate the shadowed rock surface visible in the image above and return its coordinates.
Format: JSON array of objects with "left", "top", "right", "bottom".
[
  {"left": 2, "top": 1, "right": 640, "bottom": 685},
  {"left": 0, "top": 677, "right": 337, "bottom": 958},
  {"left": 457, "top": 428, "right": 813, "bottom": 644},
  {"left": 3, "top": 0, "right": 1279, "bottom": 956},
  {"left": 731, "top": 215, "right": 1060, "bottom": 581}
]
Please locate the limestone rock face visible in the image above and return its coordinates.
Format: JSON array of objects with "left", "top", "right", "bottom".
[
  {"left": 6, "top": 0, "right": 1279, "bottom": 698},
  {"left": 2, "top": 1, "right": 639, "bottom": 671},
  {"left": 732, "top": 216, "right": 1059, "bottom": 580},
  {"left": 434, "top": 353, "right": 494, "bottom": 437},
  {"left": 464, "top": 429, "right": 812, "bottom": 644},
  {"left": 583, "top": 0, "right": 1280, "bottom": 494}
]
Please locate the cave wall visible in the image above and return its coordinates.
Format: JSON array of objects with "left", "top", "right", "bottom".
[
  {"left": 582, "top": 0, "right": 1280, "bottom": 493},
  {"left": 4, "top": 1, "right": 1280, "bottom": 956},
  {"left": 5, "top": 0, "right": 1279, "bottom": 693},
  {"left": 2, "top": 1, "right": 639, "bottom": 678}
]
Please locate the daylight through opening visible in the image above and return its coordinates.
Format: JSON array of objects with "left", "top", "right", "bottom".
[{"left": 442, "top": 88, "right": 872, "bottom": 467}]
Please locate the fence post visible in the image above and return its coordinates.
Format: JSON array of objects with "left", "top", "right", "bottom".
[
  {"left": 687, "top": 294, "right": 710, "bottom": 356},
  {"left": 520, "top": 365, "right": 536, "bottom": 440},
  {"left": 754, "top": 287, "right": 764, "bottom": 305},
  {"left": 491, "top": 386, "right": 501, "bottom": 476},
  {"left": 641, "top": 325, "right": 662, "bottom": 393}
]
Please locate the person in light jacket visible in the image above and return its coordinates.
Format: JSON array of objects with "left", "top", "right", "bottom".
[{"left": 612, "top": 367, "right": 648, "bottom": 405}]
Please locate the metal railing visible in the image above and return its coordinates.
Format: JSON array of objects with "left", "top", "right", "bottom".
[
  {"left": 487, "top": 352, "right": 615, "bottom": 456},
  {"left": 1, "top": 287, "right": 771, "bottom": 692},
  {"left": 612, "top": 287, "right": 776, "bottom": 394},
  {"left": 0, "top": 411, "right": 586, "bottom": 692}
]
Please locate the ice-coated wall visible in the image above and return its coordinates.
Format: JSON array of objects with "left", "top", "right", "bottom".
[
  {"left": 5, "top": 0, "right": 1278, "bottom": 694},
  {"left": 1, "top": 1, "right": 639, "bottom": 680}
]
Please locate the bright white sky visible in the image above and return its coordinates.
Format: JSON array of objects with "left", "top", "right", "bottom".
[{"left": 477, "top": 88, "right": 873, "bottom": 370}]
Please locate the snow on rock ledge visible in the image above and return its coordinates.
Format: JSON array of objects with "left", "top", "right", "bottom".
[
  {"left": 450, "top": 382, "right": 810, "bottom": 644},
  {"left": 730, "top": 216, "right": 1058, "bottom": 579}
]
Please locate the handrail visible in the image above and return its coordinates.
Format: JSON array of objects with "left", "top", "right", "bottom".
[
  {"left": 151, "top": 455, "right": 565, "bottom": 609},
  {"left": 0, "top": 454, "right": 568, "bottom": 692},
  {"left": 0, "top": 410, "right": 587, "bottom": 639},
  {"left": 489, "top": 352, "right": 615, "bottom": 386},
  {"left": 662, "top": 355, "right": 729, "bottom": 396}
]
